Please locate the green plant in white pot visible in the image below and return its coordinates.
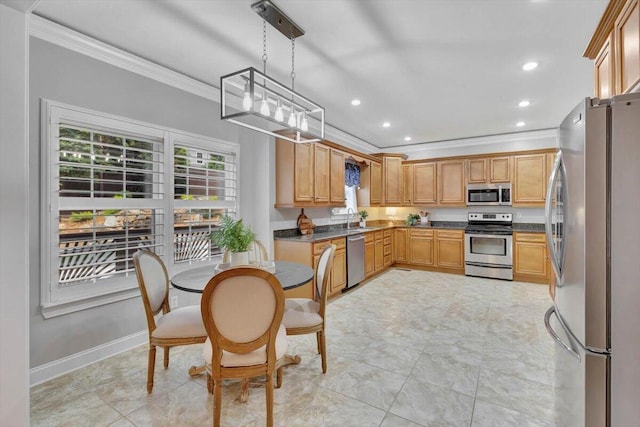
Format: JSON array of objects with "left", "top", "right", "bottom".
[
  {"left": 210, "top": 215, "right": 256, "bottom": 266},
  {"left": 358, "top": 210, "right": 369, "bottom": 228}
]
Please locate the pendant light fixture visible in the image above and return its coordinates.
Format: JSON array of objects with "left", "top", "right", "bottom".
[{"left": 220, "top": 0, "right": 324, "bottom": 144}]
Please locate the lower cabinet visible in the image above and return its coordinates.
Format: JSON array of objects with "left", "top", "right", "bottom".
[
  {"left": 383, "top": 230, "right": 393, "bottom": 267},
  {"left": 395, "top": 228, "right": 408, "bottom": 262},
  {"left": 513, "top": 232, "right": 550, "bottom": 284},
  {"left": 435, "top": 230, "right": 465, "bottom": 271},
  {"left": 365, "top": 233, "right": 375, "bottom": 277},
  {"left": 396, "top": 228, "right": 465, "bottom": 273},
  {"left": 408, "top": 229, "right": 434, "bottom": 265},
  {"left": 374, "top": 231, "right": 384, "bottom": 273}
]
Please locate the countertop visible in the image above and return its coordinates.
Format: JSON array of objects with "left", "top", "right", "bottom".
[{"left": 274, "top": 221, "right": 546, "bottom": 243}]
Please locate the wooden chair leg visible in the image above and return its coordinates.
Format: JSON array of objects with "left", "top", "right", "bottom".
[
  {"left": 319, "top": 330, "right": 327, "bottom": 374},
  {"left": 213, "top": 380, "right": 222, "bottom": 427},
  {"left": 265, "top": 372, "right": 274, "bottom": 427},
  {"left": 147, "top": 345, "right": 156, "bottom": 393},
  {"left": 207, "top": 373, "right": 213, "bottom": 394},
  {"left": 240, "top": 378, "right": 249, "bottom": 403},
  {"left": 316, "top": 331, "right": 321, "bottom": 354},
  {"left": 276, "top": 367, "right": 283, "bottom": 389},
  {"left": 163, "top": 346, "right": 169, "bottom": 369}
]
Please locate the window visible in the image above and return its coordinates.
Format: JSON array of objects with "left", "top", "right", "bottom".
[{"left": 42, "top": 101, "right": 239, "bottom": 317}]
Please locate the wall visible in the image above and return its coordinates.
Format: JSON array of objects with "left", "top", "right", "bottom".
[{"left": 28, "top": 37, "right": 266, "bottom": 370}]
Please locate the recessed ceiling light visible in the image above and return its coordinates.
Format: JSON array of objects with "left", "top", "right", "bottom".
[
  {"left": 404, "top": 136, "right": 411, "bottom": 141},
  {"left": 522, "top": 62, "right": 538, "bottom": 71},
  {"left": 382, "top": 122, "right": 391, "bottom": 128},
  {"left": 516, "top": 121, "right": 526, "bottom": 127},
  {"left": 518, "top": 100, "right": 530, "bottom": 107},
  {"left": 351, "top": 99, "right": 361, "bottom": 106}
]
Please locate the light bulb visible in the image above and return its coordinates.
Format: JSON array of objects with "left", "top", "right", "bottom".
[
  {"left": 300, "top": 111, "right": 309, "bottom": 132},
  {"left": 242, "top": 82, "right": 252, "bottom": 111},
  {"left": 287, "top": 106, "right": 297, "bottom": 127},
  {"left": 259, "top": 95, "right": 270, "bottom": 116},
  {"left": 274, "top": 99, "right": 284, "bottom": 122}
]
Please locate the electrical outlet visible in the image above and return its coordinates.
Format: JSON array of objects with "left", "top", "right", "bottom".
[{"left": 170, "top": 295, "right": 178, "bottom": 308}]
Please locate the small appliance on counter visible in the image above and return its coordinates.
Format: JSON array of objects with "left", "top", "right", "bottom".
[{"left": 464, "top": 212, "right": 513, "bottom": 280}]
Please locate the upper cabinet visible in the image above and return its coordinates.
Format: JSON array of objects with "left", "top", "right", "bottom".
[
  {"left": 585, "top": 0, "right": 640, "bottom": 96},
  {"left": 467, "top": 156, "right": 510, "bottom": 184},
  {"left": 413, "top": 162, "right": 438, "bottom": 205},
  {"left": 512, "top": 153, "right": 548, "bottom": 206},
  {"left": 372, "top": 154, "right": 406, "bottom": 206},
  {"left": 402, "top": 164, "right": 413, "bottom": 205},
  {"left": 437, "top": 159, "right": 466, "bottom": 206},
  {"left": 356, "top": 160, "right": 382, "bottom": 207},
  {"left": 275, "top": 139, "right": 346, "bottom": 208}
]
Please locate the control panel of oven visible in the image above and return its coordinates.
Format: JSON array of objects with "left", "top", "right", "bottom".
[{"left": 468, "top": 213, "right": 512, "bottom": 222}]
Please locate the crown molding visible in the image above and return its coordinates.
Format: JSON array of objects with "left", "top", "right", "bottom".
[{"left": 29, "top": 14, "right": 219, "bottom": 101}]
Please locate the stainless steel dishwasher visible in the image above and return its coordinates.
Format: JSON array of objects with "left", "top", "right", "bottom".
[{"left": 346, "top": 233, "right": 365, "bottom": 290}]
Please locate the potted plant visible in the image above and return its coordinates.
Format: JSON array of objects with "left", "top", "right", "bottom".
[
  {"left": 210, "top": 215, "right": 256, "bottom": 266},
  {"left": 358, "top": 210, "right": 369, "bottom": 228},
  {"left": 406, "top": 213, "right": 421, "bottom": 226}
]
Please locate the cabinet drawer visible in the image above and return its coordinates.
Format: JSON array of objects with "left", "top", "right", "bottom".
[
  {"left": 515, "top": 232, "right": 546, "bottom": 243},
  {"left": 384, "top": 254, "right": 391, "bottom": 265},
  {"left": 436, "top": 230, "right": 463, "bottom": 239},
  {"left": 375, "top": 231, "right": 384, "bottom": 240},
  {"left": 409, "top": 229, "right": 434, "bottom": 237},
  {"left": 383, "top": 237, "right": 391, "bottom": 246},
  {"left": 383, "top": 229, "right": 392, "bottom": 238},
  {"left": 384, "top": 244, "right": 392, "bottom": 256},
  {"left": 365, "top": 232, "right": 374, "bottom": 243},
  {"left": 332, "top": 238, "right": 346, "bottom": 249},
  {"left": 313, "top": 240, "right": 332, "bottom": 254}
]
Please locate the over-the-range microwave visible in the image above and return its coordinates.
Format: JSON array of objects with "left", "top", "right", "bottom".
[{"left": 466, "top": 183, "right": 512, "bottom": 206}]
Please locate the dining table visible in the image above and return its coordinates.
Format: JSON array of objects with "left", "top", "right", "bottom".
[{"left": 170, "top": 260, "right": 315, "bottom": 402}]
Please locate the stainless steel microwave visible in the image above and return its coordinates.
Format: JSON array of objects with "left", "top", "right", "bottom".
[{"left": 466, "top": 183, "right": 512, "bottom": 206}]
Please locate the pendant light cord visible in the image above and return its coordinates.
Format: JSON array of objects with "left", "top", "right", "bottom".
[
  {"left": 262, "top": 20, "right": 268, "bottom": 75},
  {"left": 290, "top": 36, "right": 296, "bottom": 93}
]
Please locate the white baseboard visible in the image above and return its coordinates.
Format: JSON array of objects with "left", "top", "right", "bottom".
[{"left": 30, "top": 330, "right": 147, "bottom": 387}]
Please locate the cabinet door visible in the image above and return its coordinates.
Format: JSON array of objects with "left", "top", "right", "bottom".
[
  {"left": 437, "top": 160, "right": 465, "bottom": 206},
  {"left": 374, "top": 237, "right": 384, "bottom": 272},
  {"left": 413, "top": 162, "right": 437, "bottom": 205},
  {"left": 489, "top": 156, "right": 511, "bottom": 183},
  {"left": 370, "top": 162, "right": 382, "bottom": 205},
  {"left": 435, "top": 230, "right": 464, "bottom": 269},
  {"left": 402, "top": 164, "right": 413, "bottom": 205},
  {"left": 314, "top": 144, "right": 330, "bottom": 204},
  {"left": 409, "top": 231, "right": 434, "bottom": 266},
  {"left": 294, "top": 143, "right": 314, "bottom": 203},
  {"left": 467, "top": 158, "right": 487, "bottom": 184},
  {"left": 513, "top": 233, "right": 549, "bottom": 283},
  {"left": 365, "top": 241, "right": 375, "bottom": 277},
  {"left": 384, "top": 157, "right": 403, "bottom": 205},
  {"left": 513, "top": 154, "right": 547, "bottom": 205},
  {"left": 330, "top": 148, "right": 345, "bottom": 204},
  {"left": 595, "top": 33, "right": 615, "bottom": 98},
  {"left": 395, "top": 229, "right": 408, "bottom": 262},
  {"left": 615, "top": 0, "right": 640, "bottom": 93},
  {"left": 331, "top": 247, "right": 347, "bottom": 294}
]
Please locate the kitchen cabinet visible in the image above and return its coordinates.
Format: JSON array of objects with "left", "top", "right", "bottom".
[
  {"left": 275, "top": 139, "right": 346, "bottom": 207},
  {"left": 358, "top": 161, "right": 382, "bottom": 207},
  {"left": 395, "top": 228, "right": 408, "bottom": 263},
  {"left": 380, "top": 155, "right": 405, "bottom": 205},
  {"left": 364, "top": 232, "right": 375, "bottom": 277},
  {"left": 435, "top": 230, "right": 465, "bottom": 271},
  {"left": 512, "top": 153, "right": 548, "bottom": 206},
  {"left": 384, "top": 229, "right": 393, "bottom": 267},
  {"left": 408, "top": 229, "right": 434, "bottom": 266},
  {"left": 585, "top": 0, "right": 640, "bottom": 95},
  {"left": 437, "top": 159, "right": 466, "bottom": 206},
  {"left": 328, "top": 238, "right": 346, "bottom": 296},
  {"left": 413, "top": 162, "right": 437, "bottom": 205},
  {"left": 402, "top": 164, "right": 413, "bottom": 205},
  {"left": 374, "top": 231, "right": 384, "bottom": 273},
  {"left": 370, "top": 161, "right": 382, "bottom": 205},
  {"left": 467, "top": 156, "right": 511, "bottom": 184},
  {"left": 513, "top": 232, "right": 550, "bottom": 284}
]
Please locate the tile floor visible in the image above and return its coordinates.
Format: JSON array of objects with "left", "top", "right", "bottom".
[{"left": 31, "top": 269, "right": 557, "bottom": 426}]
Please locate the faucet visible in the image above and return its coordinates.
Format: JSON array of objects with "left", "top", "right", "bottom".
[{"left": 346, "top": 208, "right": 355, "bottom": 231}]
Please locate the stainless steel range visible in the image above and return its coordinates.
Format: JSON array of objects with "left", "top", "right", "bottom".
[{"left": 464, "top": 212, "right": 513, "bottom": 280}]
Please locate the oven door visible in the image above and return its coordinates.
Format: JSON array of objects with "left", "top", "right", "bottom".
[{"left": 464, "top": 232, "right": 513, "bottom": 266}]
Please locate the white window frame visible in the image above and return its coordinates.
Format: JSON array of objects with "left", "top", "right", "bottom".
[{"left": 41, "top": 100, "right": 240, "bottom": 318}]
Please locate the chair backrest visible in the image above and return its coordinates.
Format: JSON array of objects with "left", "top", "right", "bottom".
[
  {"left": 133, "top": 250, "right": 170, "bottom": 330},
  {"left": 201, "top": 267, "right": 284, "bottom": 372},
  {"left": 222, "top": 240, "right": 269, "bottom": 265},
  {"left": 315, "top": 244, "right": 336, "bottom": 317}
]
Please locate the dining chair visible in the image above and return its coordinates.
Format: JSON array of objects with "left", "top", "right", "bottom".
[
  {"left": 222, "top": 239, "right": 269, "bottom": 265},
  {"left": 201, "top": 267, "right": 287, "bottom": 427},
  {"left": 133, "top": 250, "right": 207, "bottom": 393},
  {"left": 282, "top": 244, "right": 335, "bottom": 373}
]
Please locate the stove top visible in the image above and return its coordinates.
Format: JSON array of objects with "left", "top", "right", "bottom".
[{"left": 465, "top": 212, "right": 513, "bottom": 235}]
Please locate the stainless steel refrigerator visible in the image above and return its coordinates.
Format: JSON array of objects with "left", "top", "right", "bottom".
[{"left": 544, "top": 92, "right": 640, "bottom": 427}]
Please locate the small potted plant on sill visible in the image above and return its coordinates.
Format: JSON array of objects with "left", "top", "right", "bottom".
[
  {"left": 358, "top": 210, "right": 369, "bottom": 228},
  {"left": 210, "top": 215, "right": 256, "bottom": 266}
]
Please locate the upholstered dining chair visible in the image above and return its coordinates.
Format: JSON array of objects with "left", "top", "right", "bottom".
[
  {"left": 201, "top": 267, "right": 287, "bottom": 427},
  {"left": 222, "top": 239, "right": 269, "bottom": 265},
  {"left": 133, "top": 250, "right": 207, "bottom": 393},
  {"left": 282, "top": 244, "right": 335, "bottom": 373}
]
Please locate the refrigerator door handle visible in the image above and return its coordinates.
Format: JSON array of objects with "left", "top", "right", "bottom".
[
  {"left": 545, "top": 151, "right": 563, "bottom": 280},
  {"left": 544, "top": 305, "right": 581, "bottom": 361}
]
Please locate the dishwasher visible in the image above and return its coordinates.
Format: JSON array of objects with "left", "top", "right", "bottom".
[{"left": 346, "top": 233, "right": 365, "bottom": 290}]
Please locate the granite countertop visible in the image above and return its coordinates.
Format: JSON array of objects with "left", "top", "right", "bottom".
[{"left": 512, "top": 223, "right": 545, "bottom": 233}]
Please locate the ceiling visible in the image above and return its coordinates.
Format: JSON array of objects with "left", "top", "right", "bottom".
[{"left": 32, "top": 0, "right": 608, "bottom": 148}]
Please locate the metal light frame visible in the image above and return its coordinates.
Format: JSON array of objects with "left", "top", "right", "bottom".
[{"left": 220, "top": 0, "right": 325, "bottom": 144}]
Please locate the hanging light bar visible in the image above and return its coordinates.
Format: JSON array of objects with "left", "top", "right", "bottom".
[{"left": 220, "top": 0, "right": 325, "bottom": 144}]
